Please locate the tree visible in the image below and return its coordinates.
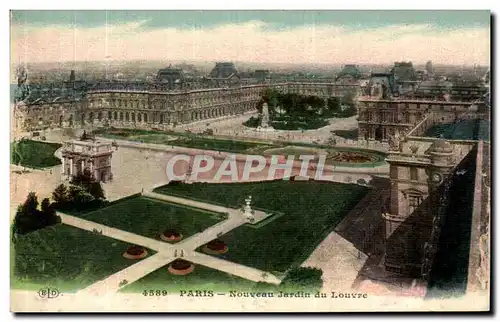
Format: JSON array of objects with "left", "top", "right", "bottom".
[
  {"left": 40, "top": 198, "right": 51, "bottom": 214},
  {"left": 22, "top": 192, "right": 39, "bottom": 215},
  {"left": 52, "top": 183, "right": 69, "bottom": 205},
  {"left": 341, "top": 90, "right": 357, "bottom": 108},
  {"left": 70, "top": 168, "right": 95, "bottom": 190},
  {"left": 71, "top": 168, "right": 105, "bottom": 200},
  {"left": 89, "top": 182, "right": 105, "bottom": 200},
  {"left": 12, "top": 192, "right": 60, "bottom": 235}
]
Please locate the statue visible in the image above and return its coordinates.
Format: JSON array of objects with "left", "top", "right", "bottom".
[
  {"left": 242, "top": 195, "right": 255, "bottom": 222},
  {"left": 381, "top": 83, "right": 391, "bottom": 99},
  {"left": 260, "top": 102, "right": 270, "bottom": 128},
  {"left": 14, "top": 65, "right": 30, "bottom": 103},
  {"left": 388, "top": 131, "right": 403, "bottom": 152}
]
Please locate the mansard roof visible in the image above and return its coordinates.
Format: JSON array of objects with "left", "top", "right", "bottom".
[
  {"left": 391, "top": 61, "right": 417, "bottom": 81},
  {"left": 336, "top": 64, "right": 361, "bottom": 79},
  {"left": 209, "top": 62, "right": 239, "bottom": 78}
]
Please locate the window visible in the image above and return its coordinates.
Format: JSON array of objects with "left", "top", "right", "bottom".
[
  {"left": 410, "top": 167, "right": 418, "bottom": 181},
  {"left": 408, "top": 195, "right": 423, "bottom": 214}
]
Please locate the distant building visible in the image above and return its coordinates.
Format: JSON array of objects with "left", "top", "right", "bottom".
[
  {"left": 410, "top": 80, "right": 453, "bottom": 101},
  {"left": 209, "top": 62, "right": 239, "bottom": 78},
  {"left": 335, "top": 64, "right": 362, "bottom": 84},
  {"left": 367, "top": 68, "right": 396, "bottom": 96},
  {"left": 391, "top": 62, "right": 418, "bottom": 94},
  {"left": 69, "top": 70, "right": 76, "bottom": 82},
  {"left": 156, "top": 66, "right": 185, "bottom": 86},
  {"left": 61, "top": 135, "right": 114, "bottom": 182},
  {"left": 425, "top": 60, "right": 434, "bottom": 75},
  {"left": 254, "top": 69, "right": 270, "bottom": 82}
]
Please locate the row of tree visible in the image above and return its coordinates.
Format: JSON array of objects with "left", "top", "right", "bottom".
[
  {"left": 259, "top": 89, "right": 357, "bottom": 121},
  {"left": 12, "top": 169, "right": 108, "bottom": 237}
]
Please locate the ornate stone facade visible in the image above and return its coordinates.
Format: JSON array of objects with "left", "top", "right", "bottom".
[
  {"left": 61, "top": 138, "right": 114, "bottom": 182},
  {"left": 357, "top": 97, "right": 481, "bottom": 142},
  {"left": 15, "top": 81, "right": 359, "bottom": 132}
]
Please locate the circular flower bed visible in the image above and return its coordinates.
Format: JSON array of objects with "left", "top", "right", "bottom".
[
  {"left": 327, "top": 151, "right": 378, "bottom": 164},
  {"left": 160, "top": 229, "right": 183, "bottom": 242},
  {"left": 123, "top": 245, "right": 148, "bottom": 260},
  {"left": 202, "top": 239, "right": 229, "bottom": 255},
  {"left": 168, "top": 259, "right": 195, "bottom": 275}
]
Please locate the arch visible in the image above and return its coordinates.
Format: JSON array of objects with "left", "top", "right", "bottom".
[
  {"left": 97, "top": 111, "right": 102, "bottom": 121},
  {"left": 125, "top": 112, "right": 129, "bottom": 121},
  {"left": 120, "top": 112, "right": 123, "bottom": 121},
  {"left": 131, "top": 112, "right": 135, "bottom": 122},
  {"left": 144, "top": 113, "right": 148, "bottom": 122},
  {"left": 89, "top": 112, "right": 94, "bottom": 121},
  {"left": 138, "top": 113, "right": 142, "bottom": 122},
  {"left": 160, "top": 114, "right": 164, "bottom": 124},
  {"left": 68, "top": 114, "right": 73, "bottom": 126},
  {"left": 81, "top": 113, "right": 85, "bottom": 125},
  {"left": 108, "top": 111, "right": 112, "bottom": 119},
  {"left": 114, "top": 111, "right": 118, "bottom": 120}
]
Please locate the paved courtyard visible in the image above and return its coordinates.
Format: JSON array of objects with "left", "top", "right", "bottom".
[{"left": 178, "top": 112, "right": 361, "bottom": 145}]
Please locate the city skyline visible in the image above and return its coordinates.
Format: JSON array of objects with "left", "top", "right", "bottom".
[{"left": 11, "top": 10, "right": 490, "bottom": 66}]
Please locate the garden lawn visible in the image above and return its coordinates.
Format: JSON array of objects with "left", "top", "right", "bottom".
[
  {"left": 119, "top": 262, "right": 258, "bottom": 294},
  {"left": 95, "top": 127, "right": 273, "bottom": 153},
  {"left": 154, "top": 180, "right": 369, "bottom": 273},
  {"left": 81, "top": 196, "right": 227, "bottom": 241},
  {"left": 12, "top": 224, "right": 154, "bottom": 292},
  {"left": 168, "top": 136, "right": 268, "bottom": 153},
  {"left": 11, "top": 139, "right": 61, "bottom": 168}
]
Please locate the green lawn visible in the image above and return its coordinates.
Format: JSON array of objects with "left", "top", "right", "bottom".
[
  {"left": 11, "top": 139, "right": 62, "bottom": 169},
  {"left": 120, "top": 262, "right": 259, "bottom": 294},
  {"left": 243, "top": 115, "right": 329, "bottom": 130},
  {"left": 154, "top": 180, "right": 369, "bottom": 273},
  {"left": 168, "top": 136, "right": 269, "bottom": 153},
  {"left": 81, "top": 196, "right": 227, "bottom": 241},
  {"left": 11, "top": 224, "right": 154, "bottom": 292},
  {"left": 95, "top": 127, "right": 387, "bottom": 167},
  {"left": 95, "top": 127, "right": 273, "bottom": 153}
]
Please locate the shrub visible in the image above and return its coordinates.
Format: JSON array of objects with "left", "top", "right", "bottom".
[
  {"left": 281, "top": 267, "right": 323, "bottom": 291},
  {"left": 12, "top": 192, "right": 61, "bottom": 235}
]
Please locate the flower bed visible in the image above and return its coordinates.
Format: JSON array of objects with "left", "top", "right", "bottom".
[
  {"left": 160, "top": 229, "right": 183, "bottom": 242},
  {"left": 202, "top": 239, "right": 229, "bottom": 255},
  {"left": 123, "top": 245, "right": 148, "bottom": 260},
  {"left": 327, "top": 151, "right": 378, "bottom": 163},
  {"left": 168, "top": 259, "right": 195, "bottom": 275}
]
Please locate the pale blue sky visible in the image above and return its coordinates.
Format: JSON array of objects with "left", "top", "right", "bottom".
[
  {"left": 11, "top": 10, "right": 491, "bottom": 65},
  {"left": 11, "top": 10, "right": 490, "bottom": 30}
]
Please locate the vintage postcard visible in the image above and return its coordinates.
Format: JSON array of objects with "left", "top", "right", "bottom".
[{"left": 10, "top": 10, "right": 491, "bottom": 312}]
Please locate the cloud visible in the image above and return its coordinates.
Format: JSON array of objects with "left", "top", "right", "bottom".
[{"left": 10, "top": 21, "right": 490, "bottom": 66}]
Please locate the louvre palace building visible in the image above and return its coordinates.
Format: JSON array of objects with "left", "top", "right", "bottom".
[{"left": 13, "top": 62, "right": 360, "bottom": 132}]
